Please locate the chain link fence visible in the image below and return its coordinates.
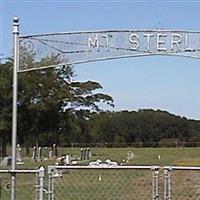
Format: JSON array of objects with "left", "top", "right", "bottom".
[
  {"left": 47, "top": 165, "right": 159, "bottom": 200},
  {"left": 0, "top": 167, "right": 45, "bottom": 200},
  {"left": 47, "top": 165, "right": 200, "bottom": 200},
  {"left": 0, "top": 165, "right": 200, "bottom": 199},
  {"left": 164, "top": 166, "right": 200, "bottom": 200},
  {"left": 0, "top": 171, "right": 10, "bottom": 200}
]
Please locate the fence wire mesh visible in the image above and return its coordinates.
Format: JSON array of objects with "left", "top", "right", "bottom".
[
  {"left": 170, "top": 169, "right": 200, "bottom": 200},
  {"left": 1, "top": 166, "right": 200, "bottom": 200},
  {"left": 0, "top": 170, "right": 41, "bottom": 200},
  {"left": 0, "top": 173, "right": 10, "bottom": 200},
  {"left": 15, "top": 173, "right": 38, "bottom": 200},
  {"left": 157, "top": 170, "right": 164, "bottom": 200},
  {"left": 50, "top": 168, "right": 153, "bottom": 200}
]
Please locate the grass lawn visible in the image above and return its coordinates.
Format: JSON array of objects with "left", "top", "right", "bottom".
[
  {"left": 1, "top": 147, "right": 200, "bottom": 169},
  {"left": 0, "top": 147, "right": 200, "bottom": 200},
  {"left": 57, "top": 147, "right": 200, "bottom": 166}
]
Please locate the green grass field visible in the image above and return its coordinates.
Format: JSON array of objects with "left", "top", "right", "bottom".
[
  {"left": 0, "top": 147, "right": 200, "bottom": 200},
  {"left": 80, "top": 147, "right": 200, "bottom": 166},
  {"left": 1, "top": 147, "right": 200, "bottom": 169}
]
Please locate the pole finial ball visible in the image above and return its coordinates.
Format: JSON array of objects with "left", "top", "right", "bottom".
[{"left": 13, "top": 17, "right": 19, "bottom": 23}]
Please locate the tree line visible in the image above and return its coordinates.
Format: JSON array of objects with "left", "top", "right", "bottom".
[
  {"left": 89, "top": 109, "right": 200, "bottom": 147},
  {"left": 1, "top": 56, "right": 200, "bottom": 156}
]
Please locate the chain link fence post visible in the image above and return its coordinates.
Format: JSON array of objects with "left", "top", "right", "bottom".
[
  {"left": 166, "top": 166, "right": 200, "bottom": 199},
  {"left": 35, "top": 169, "right": 40, "bottom": 200},
  {"left": 38, "top": 166, "right": 45, "bottom": 200},
  {"left": 0, "top": 176, "right": 2, "bottom": 200},
  {"left": 152, "top": 166, "right": 159, "bottom": 200},
  {"left": 47, "top": 166, "right": 55, "bottom": 200},
  {"left": 164, "top": 167, "right": 171, "bottom": 200}
]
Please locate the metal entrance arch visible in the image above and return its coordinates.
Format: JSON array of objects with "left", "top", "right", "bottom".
[
  {"left": 11, "top": 17, "right": 200, "bottom": 200},
  {"left": 18, "top": 29, "right": 200, "bottom": 72}
]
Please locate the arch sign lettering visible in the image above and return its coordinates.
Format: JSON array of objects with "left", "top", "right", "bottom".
[{"left": 19, "top": 30, "right": 200, "bottom": 72}]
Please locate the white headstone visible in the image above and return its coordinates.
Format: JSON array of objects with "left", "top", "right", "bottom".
[
  {"left": 127, "top": 151, "right": 135, "bottom": 160},
  {"left": 16, "top": 144, "right": 23, "bottom": 162},
  {"left": 37, "top": 147, "right": 42, "bottom": 161},
  {"left": 32, "top": 146, "right": 37, "bottom": 161},
  {"left": 86, "top": 147, "right": 90, "bottom": 160},
  {"left": 80, "top": 148, "right": 84, "bottom": 161},
  {"left": 49, "top": 150, "right": 53, "bottom": 158},
  {"left": 1, "top": 156, "right": 12, "bottom": 166},
  {"left": 65, "top": 155, "right": 71, "bottom": 165},
  {"left": 53, "top": 144, "right": 58, "bottom": 157},
  {"left": 44, "top": 147, "right": 48, "bottom": 159}
]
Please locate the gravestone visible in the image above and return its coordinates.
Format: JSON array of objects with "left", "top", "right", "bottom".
[
  {"left": 85, "top": 148, "right": 88, "bottom": 160},
  {"left": 83, "top": 148, "right": 86, "bottom": 160},
  {"left": 59, "top": 156, "right": 66, "bottom": 165},
  {"left": 89, "top": 159, "right": 102, "bottom": 166},
  {"left": 16, "top": 144, "right": 24, "bottom": 164},
  {"left": 65, "top": 154, "right": 71, "bottom": 165},
  {"left": 49, "top": 150, "right": 53, "bottom": 158},
  {"left": 127, "top": 151, "right": 135, "bottom": 161},
  {"left": 16, "top": 144, "right": 23, "bottom": 162},
  {"left": 86, "top": 147, "right": 90, "bottom": 160},
  {"left": 43, "top": 147, "right": 48, "bottom": 160},
  {"left": 89, "top": 148, "right": 92, "bottom": 158},
  {"left": 105, "top": 159, "right": 118, "bottom": 166},
  {"left": 1, "top": 156, "right": 11, "bottom": 166},
  {"left": 53, "top": 144, "right": 58, "bottom": 157},
  {"left": 37, "top": 147, "right": 42, "bottom": 161},
  {"left": 80, "top": 148, "right": 84, "bottom": 161},
  {"left": 32, "top": 146, "right": 37, "bottom": 161},
  {"left": 80, "top": 147, "right": 91, "bottom": 161},
  {"left": 89, "top": 159, "right": 118, "bottom": 167}
]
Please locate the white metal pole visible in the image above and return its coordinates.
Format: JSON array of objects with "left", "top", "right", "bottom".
[
  {"left": 38, "top": 166, "right": 45, "bottom": 200},
  {"left": 11, "top": 16, "right": 19, "bottom": 200}
]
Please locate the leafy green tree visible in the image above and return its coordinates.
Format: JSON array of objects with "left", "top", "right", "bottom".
[
  {"left": 0, "top": 61, "right": 12, "bottom": 156},
  {"left": 0, "top": 54, "right": 114, "bottom": 148},
  {"left": 89, "top": 109, "right": 200, "bottom": 146}
]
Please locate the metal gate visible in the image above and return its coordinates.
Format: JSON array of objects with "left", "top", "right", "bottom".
[
  {"left": 1, "top": 165, "right": 200, "bottom": 199},
  {"left": 47, "top": 165, "right": 159, "bottom": 200},
  {"left": 163, "top": 166, "right": 200, "bottom": 200},
  {"left": 46, "top": 165, "right": 200, "bottom": 200},
  {"left": 0, "top": 167, "right": 45, "bottom": 200}
]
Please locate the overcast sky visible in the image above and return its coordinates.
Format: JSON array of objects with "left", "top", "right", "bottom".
[{"left": 1, "top": 0, "right": 200, "bottom": 119}]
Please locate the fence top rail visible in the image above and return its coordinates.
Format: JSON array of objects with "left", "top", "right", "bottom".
[
  {"left": 48, "top": 165, "right": 159, "bottom": 171},
  {"left": 0, "top": 170, "right": 10, "bottom": 173},
  {"left": 0, "top": 169, "right": 39, "bottom": 173},
  {"left": 164, "top": 166, "right": 200, "bottom": 171}
]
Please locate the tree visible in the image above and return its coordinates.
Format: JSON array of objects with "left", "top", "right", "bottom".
[
  {"left": 0, "top": 60, "right": 12, "bottom": 156},
  {"left": 0, "top": 54, "right": 114, "bottom": 148},
  {"left": 89, "top": 109, "right": 200, "bottom": 146}
]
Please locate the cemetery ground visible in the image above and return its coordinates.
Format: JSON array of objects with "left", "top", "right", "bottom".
[
  {"left": 1, "top": 147, "right": 200, "bottom": 169},
  {"left": 0, "top": 147, "right": 200, "bottom": 199}
]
